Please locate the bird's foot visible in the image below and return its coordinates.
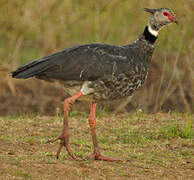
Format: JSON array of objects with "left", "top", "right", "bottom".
[
  {"left": 47, "top": 135, "right": 82, "bottom": 161},
  {"left": 85, "top": 152, "right": 123, "bottom": 162}
]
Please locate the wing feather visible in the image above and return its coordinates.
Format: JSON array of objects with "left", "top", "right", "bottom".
[{"left": 12, "top": 44, "right": 133, "bottom": 81}]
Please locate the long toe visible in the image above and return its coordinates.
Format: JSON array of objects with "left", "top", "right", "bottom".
[
  {"left": 48, "top": 135, "right": 82, "bottom": 161},
  {"left": 85, "top": 153, "right": 123, "bottom": 162},
  {"left": 64, "top": 143, "right": 82, "bottom": 161},
  {"left": 95, "top": 155, "right": 123, "bottom": 162},
  {"left": 47, "top": 135, "right": 62, "bottom": 143}
]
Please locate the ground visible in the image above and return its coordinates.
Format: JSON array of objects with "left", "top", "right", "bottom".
[{"left": 0, "top": 112, "right": 193, "bottom": 180}]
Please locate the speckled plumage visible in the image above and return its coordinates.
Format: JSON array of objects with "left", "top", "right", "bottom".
[
  {"left": 12, "top": 8, "right": 178, "bottom": 162},
  {"left": 12, "top": 26, "right": 156, "bottom": 102},
  {"left": 12, "top": 8, "right": 178, "bottom": 102}
]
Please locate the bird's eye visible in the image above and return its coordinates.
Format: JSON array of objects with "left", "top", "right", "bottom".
[{"left": 163, "top": 12, "right": 169, "bottom": 16}]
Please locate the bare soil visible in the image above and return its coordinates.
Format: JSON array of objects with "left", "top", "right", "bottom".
[{"left": 0, "top": 113, "right": 193, "bottom": 179}]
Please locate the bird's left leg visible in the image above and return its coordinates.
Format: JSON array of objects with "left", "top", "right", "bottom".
[{"left": 48, "top": 91, "right": 83, "bottom": 160}]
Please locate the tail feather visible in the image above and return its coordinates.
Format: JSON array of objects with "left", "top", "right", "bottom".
[{"left": 11, "top": 52, "right": 60, "bottom": 79}]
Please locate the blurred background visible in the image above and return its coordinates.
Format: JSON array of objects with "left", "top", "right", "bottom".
[{"left": 0, "top": 0, "right": 193, "bottom": 115}]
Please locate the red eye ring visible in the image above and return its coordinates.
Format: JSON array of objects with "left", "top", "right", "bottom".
[{"left": 163, "top": 12, "right": 169, "bottom": 16}]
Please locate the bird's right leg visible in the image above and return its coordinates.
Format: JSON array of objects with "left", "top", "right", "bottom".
[
  {"left": 48, "top": 91, "right": 83, "bottom": 160},
  {"left": 86, "top": 103, "right": 122, "bottom": 162}
]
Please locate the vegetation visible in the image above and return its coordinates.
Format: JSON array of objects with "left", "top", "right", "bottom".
[
  {"left": 0, "top": 2, "right": 193, "bottom": 179},
  {"left": 0, "top": 112, "right": 193, "bottom": 179},
  {"left": 0, "top": 0, "right": 193, "bottom": 114}
]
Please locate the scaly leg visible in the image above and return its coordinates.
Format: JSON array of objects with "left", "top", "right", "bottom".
[
  {"left": 87, "top": 103, "right": 122, "bottom": 162},
  {"left": 48, "top": 91, "right": 83, "bottom": 160}
]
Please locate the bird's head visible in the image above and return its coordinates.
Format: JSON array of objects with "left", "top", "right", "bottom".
[{"left": 144, "top": 8, "right": 178, "bottom": 36}]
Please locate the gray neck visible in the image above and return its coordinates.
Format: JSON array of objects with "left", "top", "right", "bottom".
[{"left": 148, "top": 16, "right": 165, "bottom": 32}]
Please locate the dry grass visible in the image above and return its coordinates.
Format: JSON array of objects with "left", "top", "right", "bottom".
[
  {"left": 0, "top": 0, "right": 193, "bottom": 115},
  {"left": 0, "top": 112, "right": 193, "bottom": 179},
  {"left": 0, "top": 3, "right": 193, "bottom": 179}
]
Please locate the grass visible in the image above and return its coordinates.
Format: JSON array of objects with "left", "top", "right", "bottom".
[
  {"left": 0, "top": 0, "right": 193, "bottom": 115},
  {"left": 0, "top": 112, "right": 193, "bottom": 179}
]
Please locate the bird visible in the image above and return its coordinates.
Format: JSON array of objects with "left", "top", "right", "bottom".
[{"left": 12, "top": 8, "right": 178, "bottom": 162}]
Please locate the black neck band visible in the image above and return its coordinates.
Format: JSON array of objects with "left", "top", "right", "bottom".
[{"left": 143, "top": 26, "right": 157, "bottom": 44}]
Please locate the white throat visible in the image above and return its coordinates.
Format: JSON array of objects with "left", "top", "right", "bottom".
[{"left": 148, "top": 25, "right": 158, "bottom": 37}]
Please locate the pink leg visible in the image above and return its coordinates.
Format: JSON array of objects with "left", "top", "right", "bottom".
[
  {"left": 87, "top": 103, "right": 122, "bottom": 162},
  {"left": 48, "top": 91, "right": 83, "bottom": 160}
]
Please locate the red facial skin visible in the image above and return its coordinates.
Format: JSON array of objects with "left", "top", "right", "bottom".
[{"left": 163, "top": 11, "right": 175, "bottom": 22}]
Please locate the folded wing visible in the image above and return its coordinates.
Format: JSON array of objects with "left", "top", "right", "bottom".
[{"left": 12, "top": 44, "right": 132, "bottom": 81}]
